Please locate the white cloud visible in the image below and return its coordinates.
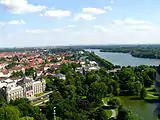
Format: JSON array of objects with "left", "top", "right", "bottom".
[
  {"left": 104, "top": 6, "right": 112, "bottom": 11},
  {"left": 83, "top": 7, "right": 105, "bottom": 14},
  {"left": 0, "top": 22, "right": 5, "bottom": 26},
  {"left": 112, "top": 20, "right": 124, "bottom": 25},
  {"left": 74, "top": 7, "right": 105, "bottom": 21},
  {"left": 68, "top": 25, "right": 76, "bottom": 28},
  {"left": 52, "top": 29, "right": 62, "bottom": 32},
  {"left": 0, "top": 0, "right": 47, "bottom": 14},
  {"left": 111, "top": 18, "right": 156, "bottom": 31},
  {"left": 109, "top": 0, "right": 115, "bottom": 4},
  {"left": 26, "top": 29, "right": 48, "bottom": 33},
  {"left": 8, "top": 20, "right": 26, "bottom": 25},
  {"left": 0, "top": 20, "right": 26, "bottom": 26},
  {"left": 44, "top": 10, "right": 71, "bottom": 18},
  {"left": 131, "top": 25, "right": 156, "bottom": 31},
  {"left": 75, "top": 13, "right": 96, "bottom": 20},
  {"left": 124, "top": 18, "right": 150, "bottom": 25},
  {"left": 93, "top": 25, "right": 110, "bottom": 32},
  {"left": 113, "top": 18, "right": 151, "bottom": 26}
]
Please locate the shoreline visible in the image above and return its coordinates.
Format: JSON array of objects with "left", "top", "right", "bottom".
[{"left": 100, "top": 51, "right": 160, "bottom": 60}]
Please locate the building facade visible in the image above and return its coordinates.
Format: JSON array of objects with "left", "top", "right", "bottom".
[{"left": 0, "top": 77, "right": 46, "bottom": 102}]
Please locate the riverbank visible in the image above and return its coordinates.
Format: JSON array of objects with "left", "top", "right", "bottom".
[
  {"left": 86, "top": 49, "right": 160, "bottom": 66},
  {"left": 145, "top": 86, "right": 159, "bottom": 103},
  {"left": 100, "top": 47, "right": 160, "bottom": 60},
  {"left": 86, "top": 50, "right": 114, "bottom": 69}
]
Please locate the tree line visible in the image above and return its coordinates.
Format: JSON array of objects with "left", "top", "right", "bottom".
[{"left": 100, "top": 45, "right": 160, "bottom": 59}]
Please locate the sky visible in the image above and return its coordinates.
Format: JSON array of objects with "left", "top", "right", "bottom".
[{"left": 0, "top": 0, "right": 160, "bottom": 47}]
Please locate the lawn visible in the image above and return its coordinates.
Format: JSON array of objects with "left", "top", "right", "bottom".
[
  {"left": 32, "top": 97, "right": 49, "bottom": 106},
  {"left": 81, "top": 96, "right": 87, "bottom": 99},
  {"left": 104, "top": 110, "right": 112, "bottom": 118},
  {"left": 145, "top": 95, "right": 158, "bottom": 99},
  {"left": 146, "top": 85, "right": 159, "bottom": 99},
  {"left": 34, "top": 91, "right": 47, "bottom": 97},
  {"left": 102, "top": 97, "right": 109, "bottom": 102}
]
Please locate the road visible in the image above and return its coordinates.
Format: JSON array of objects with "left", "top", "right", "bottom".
[
  {"left": 102, "top": 100, "right": 116, "bottom": 119},
  {"left": 34, "top": 99, "right": 49, "bottom": 106}
]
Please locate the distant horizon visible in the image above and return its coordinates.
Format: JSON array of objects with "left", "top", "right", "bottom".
[{"left": 1, "top": 43, "right": 160, "bottom": 49}]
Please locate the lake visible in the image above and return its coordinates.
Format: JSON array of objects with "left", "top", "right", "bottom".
[
  {"left": 86, "top": 49, "right": 160, "bottom": 66},
  {"left": 119, "top": 96, "right": 157, "bottom": 120},
  {"left": 86, "top": 49, "right": 160, "bottom": 120}
]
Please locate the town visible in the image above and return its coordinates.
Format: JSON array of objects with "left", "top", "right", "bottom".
[{"left": 0, "top": 49, "right": 100, "bottom": 103}]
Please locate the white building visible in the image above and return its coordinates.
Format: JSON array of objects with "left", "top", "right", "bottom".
[
  {"left": 0, "top": 63, "right": 8, "bottom": 69},
  {"left": 0, "top": 77, "right": 46, "bottom": 102},
  {"left": 79, "top": 51, "right": 84, "bottom": 54},
  {"left": 89, "top": 61, "right": 98, "bottom": 67},
  {"left": 0, "top": 71, "right": 11, "bottom": 78}
]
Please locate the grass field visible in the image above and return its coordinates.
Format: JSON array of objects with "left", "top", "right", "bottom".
[
  {"left": 145, "top": 85, "right": 159, "bottom": 102},
  {"left": 104, "top": 110, "right": 112, "bottom": 117},
  {"left": 32, "top": 97, "right": 49, "bottom": 106}
]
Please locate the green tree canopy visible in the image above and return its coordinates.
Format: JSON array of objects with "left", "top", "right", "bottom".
[
  {"left": 0, "top": 105, "right": 20, "bottom": 120},
  {"left": 140, "top": 87, "right": 147, "bottom": 99},
  {"left": 87, "top": 82, "right": 108, "bottom": 103},
  {"left": 19, "top": 116, "right": 34, "bottom": 120}
]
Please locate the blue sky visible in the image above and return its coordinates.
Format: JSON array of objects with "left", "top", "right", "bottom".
[{"left": 0, "top": 0, "right": 160, "bottom": 47}]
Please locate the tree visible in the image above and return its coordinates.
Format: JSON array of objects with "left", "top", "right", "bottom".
[
  {"left": 44, "top": 99, "right": 78, "bottom": 120},
  {"left": 82, "top": 84, "right": 89, "bottom": 96},
  {"left": 140, "top": 87, "right": 147, "bottom": 99},
  {"left": 119, "top": 67, "right": 135, "bottom": 90},
  {"left": 0, "top": 95, "right": 6, "bottom": 107},
  {"left": 108, "top": 97, "right": 121, "bottom": 107},
  {"left": 99, "top": 67, "right": 107, "bottom": 75},
  {"left": 117, "top": 105, "right": 130, "bottom": 120},
  {"left": 127, "top": 81, "right": 136, "bottom": 95},
  {"left": 10, "top": 98, "right": 30, "bottom": 106},
  {"left": 11, "top": 71, "right": 24, "bottom": 77},
  {"left": 141, "top": 72, "right": 153, "bottom": 87},
  {"left": 17, "top": 103, "right": 33, "bottom": 117},
  {"left": 17, "top": 103, "right": 39, "bottom": 118},
  {"left": 0, "top": 105, "right": 20, "bottom": 120},
  {"left": 10, "top": 98, "right": 40, "bottom": 119},
  {"left": 87, "top": 82, "right": 108, "bottom": 103},
  {"left": 92, "top": 108, "right": 108, "bottom": 120},
  {"left": 25, "top": 67, "right": 36, "bottom": 77},
  {"left": 33, "top": 113, "right": 47, "bottom": 120},
  {"left": 134, "top": 81, "right": 142, "bottom": 95},
  {"left": 49, "top": 92, "right": 62, "bottom": 103},
  {"left": 107, "top": 79, "right": 120, "bottom": 95},
  {"left": 19, "top": 116, "right": 34, "bottom": 120},
  {"left": 12, "top": 55, "right": 19, "bottom": 61},
  {"left": 144, "top": 68, "right": 156, "bottom": 80},
  {"left": 86, "top": 72, "right": 101, "bottom": 85}
]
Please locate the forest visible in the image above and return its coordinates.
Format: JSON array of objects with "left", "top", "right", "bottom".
[{"left": 100, "top": 45, "right": 160, "bottom": 59}]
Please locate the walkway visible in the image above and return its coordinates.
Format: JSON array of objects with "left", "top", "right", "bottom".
[
  {"left": 28, "top": 91, "right": 53, "bottom": 102},
  {"left": 34, "top": 99, "right": 49, "bottom": 106},
  {"left": 102, "top": 100, "right": 116, "bottom": 118}
]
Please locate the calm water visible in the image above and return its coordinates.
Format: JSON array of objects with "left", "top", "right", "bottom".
[
  {"left": 119, "top": 96, "right": 156, "bottom": 120},
  {"left": 86, "top": 49, "right": 160, "bottom": 66},
  {"left": 86, "top": 49, "right": 160, "bottom": 120}
]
